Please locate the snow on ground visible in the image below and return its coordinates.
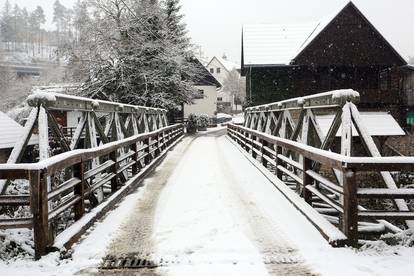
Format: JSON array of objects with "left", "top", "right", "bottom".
[
  {"left": 225, "top": 136, "right": 414, "bottom": 276},
  {"left": 232, "top": 113, "right": 244, "bottom": 124},
  {"left": 0, "top": 184, "right": 150, "bottom": 276},
  {"left": 1, "top": 130, "right": 414, "bottom": 275}
]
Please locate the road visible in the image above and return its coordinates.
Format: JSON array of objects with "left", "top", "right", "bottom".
[{"left": 85, "top": 128, "right": 315, "bottom": 275}]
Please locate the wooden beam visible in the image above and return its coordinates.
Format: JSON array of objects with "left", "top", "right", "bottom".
[
  {"left": 46, "top": 109, "right": 70, "bottom": 152},
  {"left": 350, "top": 103, "right": 414, "bottom": 229},
  {"left": 70, "top": 113, "right": 87, "bottom": 150}
]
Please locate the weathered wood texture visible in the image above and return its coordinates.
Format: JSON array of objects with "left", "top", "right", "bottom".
[
  {"left": 228, "top": 90, "right": 414, "bottom": 246},
  {"left": 0, "top": 122, "right": 184, "bottom": 259}
]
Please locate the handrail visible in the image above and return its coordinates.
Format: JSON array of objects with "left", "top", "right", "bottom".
[
  {"left": 245, "top": 89, "right": 360, "bottom": 112},
  {"left": 28, "top": 89, "right": 167, "bottom": 114},
  {"left": 227, "top": 123, "right": 414, "bottom": 247},
  {"left": 0, "top": 124, "right": 181, "bottom": 177},
  {"left": 0, "top": 123, "right": 184, "bottom": 259},
  {"left": 228, "top": 124, "right": 414, "bottom": 171}
]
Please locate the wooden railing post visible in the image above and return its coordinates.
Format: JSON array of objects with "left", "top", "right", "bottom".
[
  {"left": 251, "top": 134, "right": 257, "bottom": 159},
  {"left": 261, "top": 140, "right": 268, "bottom": 167},
  {"left": 73, "top": 160, "right": 85, "bottom": 220},
  {"left": 167, "top": 129, "right": 172, "bottom": 146},
  {"left": 302, "top": 157, "right": 312, "bottom": 203},
  {"left": 274, "top": 143, "right": 283, "bottom": 179},
  {"left": 109, "top": 151, "right": 118, "bottom": 192},
  {"left": 342, "top": 168, "right": 358, "bottom": 246},
  {"left": 144, "top": 137, "right": 151, "bottom": 165},
  {"left": 155, "top": 133, "right": 161, "bottom": 157},
  {"left": 131, "top": 143, "right": 139, "bottom": 175},
  {"left": 30, "top": 169, "right": 49, "bottom": 260}
]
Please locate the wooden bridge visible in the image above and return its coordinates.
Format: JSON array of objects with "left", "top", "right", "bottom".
[
  {"left": 0, "top": 90, "right": 183, "bottom": 259},
  {"left": 0, "top": 89, "right": 414, "bottom": 261},
  {"left": 228, "top": 90, "right": 414, "bottom": 247}
]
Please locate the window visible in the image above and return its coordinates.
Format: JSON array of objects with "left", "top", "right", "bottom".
[
  {"left": 216, "top": 68, "right": 221, "bottom": 74},
  {"left": 210, "top": 68, "right": 214, "bottom": 73},
  {"left": 217, "top": 97, "right": 223, "bottom": 102},
  {"left": 195, "top": 89, "right": 204, "bottom": 99}
]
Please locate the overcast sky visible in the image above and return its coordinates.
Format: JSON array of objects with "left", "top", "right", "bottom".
[{"left": 3, "top": 0, "right": 414, "bottom": 63}]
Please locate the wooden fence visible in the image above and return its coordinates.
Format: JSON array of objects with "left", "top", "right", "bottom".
[
  {"left": 228, "top": 123, "right": 414, "bottom": 246},
  {"left": 0, "top": 124, "right": 184, "bottom": 259}
]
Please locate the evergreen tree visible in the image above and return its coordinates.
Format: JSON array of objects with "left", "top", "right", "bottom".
[
  {"left": 164, "top": 0, "right": 189, "bottom": 49},
  {"left": 70, "top": 0, "right": 207, "bottom": 110},
  {"left": 53, "top": 0, "right": 66, "bottom": 47},
  {"left": 0, "top": 0, "right": 13, "bottom": 50},
  {"left": 33, "top": 6, "right": 46, "bottom": 54}
]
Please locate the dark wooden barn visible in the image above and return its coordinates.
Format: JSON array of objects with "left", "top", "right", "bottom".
[{"left": 242, "top": 1, "right": 408, "bottom": 124}]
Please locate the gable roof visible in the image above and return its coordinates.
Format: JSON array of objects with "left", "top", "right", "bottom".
[
  {"left": 242, "top": 1, "right": 406, "bottom": 67},
  {"left": 0, "top": 111, "right": 38, "bottom": 150},
  {"left": 208, "top": 56, "right": 240, "bottom": 72},
  {"left": 188, "top": 57, "right": 221, "bottom": 88}
]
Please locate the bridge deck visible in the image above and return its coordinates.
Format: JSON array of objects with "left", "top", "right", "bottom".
[
  {"left": 2, "top": 129, "right": 414, "bottom": 275},
  {"left": 97, "top": 127, "right": 313, "bottom": 275}
]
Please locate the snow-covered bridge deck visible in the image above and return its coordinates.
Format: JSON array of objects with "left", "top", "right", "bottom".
[
  {"left": 3, "top": 129, "right": 414, "bottom": 275},
  {"left": 2, "top": 89, "right": 414, "bottom": 275}
]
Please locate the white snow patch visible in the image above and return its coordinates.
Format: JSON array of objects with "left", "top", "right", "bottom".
[{"left": 0, "top": 183, "right": 149, "bottom": 275}]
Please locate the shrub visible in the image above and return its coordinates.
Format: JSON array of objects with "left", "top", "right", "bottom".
[
  {"left": 197, "top": 114, "right": 209, "bottom": 130},
  {"left": 186, "top": 114, "right": 198, "bottom": 134}
]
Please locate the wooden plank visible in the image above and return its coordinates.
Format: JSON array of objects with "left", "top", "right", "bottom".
[
  {"left": 84, "top": 160, "right": 115, "bottom": 179},
  {"left": 357, "top": 189, "right": 414, "bottom": 199},
  {"left": 46, "top": 108, "right": 70, "bottom": 152},
  {"left": 359, "top": 211, "right": 414, "bottom": 219},
  {"left": 277, "top": 154, "right": 302, "bottom": 171},
  {"left": 87, "top": 112, "right": 104, "bottom": 202},
  {"left": 70, "top": 113, "right": 87, "bottom": 150},
  {"left": 0, "top": 218, "right": 33, "bottom": 229},
  {"left": 306, "top": 185, "right": 343, "bottom": 213},
  {"left": 87, "top": 173, "right": 116, "bottom": 195},
  {"left": 302, "top": 158, "right": 313, "bottom": 203},
  {"left": 30, "top": 170, "right": 49, "bottom": 260},
  {"left": 49, "top": 195, "right": 81, "bottom": 220},
  {"left": 117, "top": 160, "right": 135, "bottom": 175},
  {"left": 342, "top": 169, "right": 358, "bottom": 247},
  {"left": 0, "top": 195, "right": 30, "bottom": 206},
  {"left": 73, "top": 161, "right": 85, "bottom": 220},
  {"left": 91, "top": 111, "right": 109, "bottom": 144},
  {"left": 48, "top": 177, "right": 82, "bottom": 200},
  {"left": 306, "top": 170, "right": 343, "bottom": 195},
  {"left": 277, "top": 165, "right": 303, "bottom": 185}
]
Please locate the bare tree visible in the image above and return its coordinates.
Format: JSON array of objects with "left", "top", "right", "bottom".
[{"left": 222, "top": 69, "right": 246, "bottom": 113}]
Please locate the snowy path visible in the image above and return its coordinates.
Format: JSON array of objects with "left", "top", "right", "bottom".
[
  {"left": 3, "top": 129, "right": 414, "bottom": 275},
  {"left": 99, "top": 128, "right": 312, "bottom": 275}
]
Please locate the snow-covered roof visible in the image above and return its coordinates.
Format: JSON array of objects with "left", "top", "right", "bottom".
[
  {"left": 242, "top": 1, "right": 406, "bottom": 66},
  {"left": 215, "top": 57, "right": 240, "bottom": 71},
  {"left": 316, "top": 112, "right": 405, "bottom": 137},
  {"left": 243, "top": 23, "right": 317, "bottom": 66},
  {"left": 0, "top": 112, "right": 38, "bottom": 150}
]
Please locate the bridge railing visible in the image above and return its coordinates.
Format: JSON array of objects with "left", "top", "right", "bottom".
[
  {"left": 228, "top": 88, "right": 414, "bottom": 246},
  {"left": 0, "top": 123, "right": 184, "bottom": 259}
]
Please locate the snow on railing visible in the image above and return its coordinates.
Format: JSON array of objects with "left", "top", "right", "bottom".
[
  {"left": 227, "top": 123, "right": 414, "bottom": 247},
  {"left": 0, "top": 124, "right": 184, "bottom": 259}
]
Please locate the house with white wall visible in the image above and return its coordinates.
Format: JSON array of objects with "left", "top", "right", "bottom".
[
  {"left": 206, "top": 55, "right": 244, "bottom": 113},
  {"left": 183, "top": 58, "right": 222, "bottom": 119},
  {"left": 207, "top": 55, "right": 240, "bottom": 84}
]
